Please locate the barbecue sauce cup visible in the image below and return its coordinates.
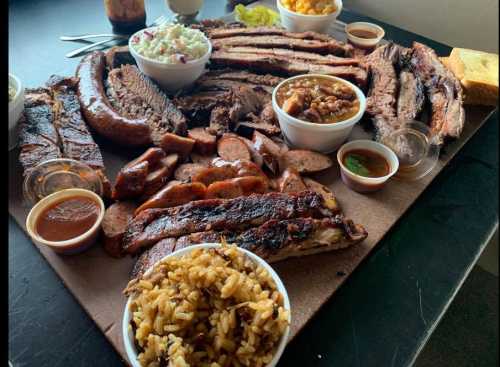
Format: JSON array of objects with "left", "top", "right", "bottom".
[
  {"left": 26, "top": 188, "right": 105, "bottom": 255},
  {"left": 345, "top": 22, "right": 385, "bottom": 52},
  {"left": 337, "top": 140, "right": 399, "bottom": 193}
]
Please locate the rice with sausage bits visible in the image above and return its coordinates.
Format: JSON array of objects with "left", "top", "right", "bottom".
[{"left": 124, "top": 245, "right": 289, "bottom": 367}]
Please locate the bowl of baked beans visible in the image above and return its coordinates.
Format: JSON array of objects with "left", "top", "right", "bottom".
[{"left": 272, "top": 74, "right": 366, "bottom": 153}]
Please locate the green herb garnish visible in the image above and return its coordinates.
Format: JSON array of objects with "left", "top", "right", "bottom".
[{"left": 344, "top": 154, "right": 371, "bottom": 177}]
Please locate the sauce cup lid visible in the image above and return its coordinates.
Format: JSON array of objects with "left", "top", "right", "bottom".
[
  {"left": 381, "top": 121, "right": 440, "bottom": 181},
  {"left": 23, "top": 158, "right": 103, "bottom": 206}
]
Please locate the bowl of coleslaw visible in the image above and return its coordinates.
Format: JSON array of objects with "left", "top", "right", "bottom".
[{"left": 129, "top": 23, "right": 212, "bottom": 92}]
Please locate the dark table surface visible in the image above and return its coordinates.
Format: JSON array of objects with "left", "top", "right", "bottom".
[{"left": 8, "top": 0, "right": 499, "bottom": 366}]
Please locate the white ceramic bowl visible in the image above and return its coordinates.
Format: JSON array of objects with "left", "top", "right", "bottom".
[
  {"left": 272, "top": 74, "right": 366, "bottom": 153},
  {"left": 25, "top": 188, "right": 105, "bottom": 255},
  {"left": 123, "top": 243, "right": 291, "bottom": 367},
  {"left": 337, "top": 139, "right": 399, "bottom": 193},
  {"left": 9, "top": 73, "right": 24, "bottom": 150},
  {"left": 277, "top": 0, "right": 342, "bottom": 33},
  {"left": 166, "top": 0, "right": 204, "bottom": 16},
  {"left": 345, "top": 22, "right": 385, "bottom": 49},
  {"left": 128, "top": 27, "right": 212, "bottom": 93}
]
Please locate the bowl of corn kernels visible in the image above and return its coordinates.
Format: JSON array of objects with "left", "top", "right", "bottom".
[{"left": 277, "top": 0, "right": 342, "bottom": 33}]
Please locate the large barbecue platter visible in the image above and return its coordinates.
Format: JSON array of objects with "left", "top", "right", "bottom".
[{"left": 8, "top": 0, "right": 496, "bottom": 364}]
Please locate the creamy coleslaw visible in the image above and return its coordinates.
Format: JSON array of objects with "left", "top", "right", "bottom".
[{"left": 130, "top": 23, "right": 209, "bottom": 64}]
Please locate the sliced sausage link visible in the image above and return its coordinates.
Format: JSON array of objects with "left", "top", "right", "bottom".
[
  {"left": 101, "top": 201, "right": 138, "bottom": 258},
  {"left": 173, "top": 163, "right": 206, "bottom": 182},
  {"left": 191, "top": 166, "right": 238, "bottom": 186},
  {"left": 135, "top": 182, "right": 207, "bottom": 214},
  {"left": 188, "top": 127, "right": 217, "bottom": 155},
  {"left": 112, "top": 161, "right": 149, "bottom": 200},
  {"left": 160, "top": 132, "right": 195, "bottom": 157},
  {"left": 217, "top": 134, "right": 251, "bottom": 162},
  {"left": 127, "top": 147, "right": 166, "bottom": 169}
]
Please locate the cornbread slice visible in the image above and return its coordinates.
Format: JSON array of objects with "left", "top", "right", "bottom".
[{"left": 448, "top": 48, "right": 498, "bottom": 106}]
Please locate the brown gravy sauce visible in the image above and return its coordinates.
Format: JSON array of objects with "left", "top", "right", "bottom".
[
  {"left": 342, "top": 149, "right": 390, "bottom": 178},
  {"left": 36, "top": 196, "right": 100, "bottom": 242},
  {"left": 349, "top": 28, "right": 379, "bottom": 39}
]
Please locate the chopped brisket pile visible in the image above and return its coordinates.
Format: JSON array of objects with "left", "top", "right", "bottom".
[{"left": 175, "top": 69, "right": 283, "bottom": 137}]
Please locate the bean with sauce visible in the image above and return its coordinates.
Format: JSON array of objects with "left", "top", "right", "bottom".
[{"left": 277, "top": 76, "right": 360, "bottom": 124}]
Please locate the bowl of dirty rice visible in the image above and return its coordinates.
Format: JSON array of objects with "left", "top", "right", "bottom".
[{"left": 123, "top": 243, "right": 291, "bottom": 367}]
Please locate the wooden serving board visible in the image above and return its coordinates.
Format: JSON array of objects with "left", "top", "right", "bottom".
[{"left": 7, "top": 3, "right": 496, "bottom": 365}]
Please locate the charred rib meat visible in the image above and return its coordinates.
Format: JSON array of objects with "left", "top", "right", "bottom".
[
  {"left": 47, "top": 75, "right": 105, "bottom": 170},
  {"left": 131, "top": 216, "right": 367, "bottom": 279},
  {"left": 18, "top": 88, "right": 63, "bottom": 175},
  {"left": 122, "top": 190, "right": 333, "bottom": 254}
]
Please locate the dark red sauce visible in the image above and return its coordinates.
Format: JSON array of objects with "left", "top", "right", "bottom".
[{"left": 36, "top": 196, "right": 100, "bottom": 242}]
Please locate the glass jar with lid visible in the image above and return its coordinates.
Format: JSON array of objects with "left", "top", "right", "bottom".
[{"left": 104, "top": 0, "right": 146, "bottom": 34}]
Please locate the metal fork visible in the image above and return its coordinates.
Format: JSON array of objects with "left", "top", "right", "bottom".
[
  {"left": 65, "top": 15, "right": 167, "bottom": 58},
  {"left": 60, "top": 33, "right": 128, "bottom": 41}
]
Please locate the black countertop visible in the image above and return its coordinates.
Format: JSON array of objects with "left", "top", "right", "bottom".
[{"left": 9, "top": 0, "right": 499, "bottom": 366}]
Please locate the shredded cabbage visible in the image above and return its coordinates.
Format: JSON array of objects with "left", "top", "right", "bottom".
[
  {"left": 131, "top": 23, "right": 208, "bottom": 64},
  {"left": 234, "top": 4, "right": 280, "bottom": 27}
]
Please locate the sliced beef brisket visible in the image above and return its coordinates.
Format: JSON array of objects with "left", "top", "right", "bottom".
[
  {"left": 217, "top": 46, "right": 360, "bottom": 66},
  {"left": 106, "top": 64, "right": 187, "bottom": 143},
  {"left": 411, "top": 42, "right": 465, "bottom": 142},
  {"left": 210, "top": 51, "right": 368, "bottom": 87}
]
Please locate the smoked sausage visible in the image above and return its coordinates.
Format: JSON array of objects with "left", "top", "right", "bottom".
[
  {"left": 135, "top": 182, "right": 207, "bottom": 214},
  {"left": 205, "top": 176, "right": 268, "bottom": 199},
  {"left": 217, "top": 134, "right": 252, "bottom": 161},
  {"left": 188, "top": 128, "right": 217, "bottom": 155},
  {"left": 76, "top": 51, "right": 151, "bottom": 146},
  {"left": 101, "top": 201, "right": 138, "bottom": 258}
]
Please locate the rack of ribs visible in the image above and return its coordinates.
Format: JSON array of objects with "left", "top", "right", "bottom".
[
  {"left": 18, "top": 75, "right": 111, "bottom": 195},
  {"left": 130, "top": 216, "right": 368, "bottom": 280},
  {"left": 122, "top": 190, "right": 334, "bottom": 254}
]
